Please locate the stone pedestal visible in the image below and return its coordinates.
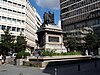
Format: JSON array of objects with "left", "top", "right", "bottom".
[
  {"left": 16, "top": 59, "right": 25, "bottom": 66},
  {"left": 37, "top": 23, "right": 67, "bottom": 53}
]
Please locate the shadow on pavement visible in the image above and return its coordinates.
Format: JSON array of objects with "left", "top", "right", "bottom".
[{"left": 43, "top": 58, "right": 100, "bottom": 75}]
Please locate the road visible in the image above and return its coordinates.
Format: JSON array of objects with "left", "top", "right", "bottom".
[
  {"left": 0, "top": 59, "right": 100, "bottom": 75},
  {"left": 0, "top": 64, "right": 49, "bottom": 75}
]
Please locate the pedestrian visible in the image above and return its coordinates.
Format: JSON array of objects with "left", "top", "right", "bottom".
[
  {"left": 3, "top": 54, "right": 6, "bottom": 63},
  {"left": 1, "top": 52, "right": 6, "bottom": 64},
  {"left": 0, "top": 54, "right": 2, "bottom": 64},
  {"left": 38, "top": 51, "right": 41, "bottom": 56},
  {"left": 1, "top": 54, "right": 4, "bottom": 64}
]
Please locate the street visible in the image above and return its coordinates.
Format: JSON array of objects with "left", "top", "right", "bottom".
[
  {"left": 0, "top": 59, "right": 100, "bottom": 75},
  {"left": 0, "top": 64, "right": 49, "bottom": 75}
]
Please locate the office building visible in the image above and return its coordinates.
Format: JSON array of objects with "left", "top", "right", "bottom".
[
  {"left": 0, "top": 0, "right": 42, "bottom": 52},
  {"left": 60, "top": 0, "right": 100, "bottom": 47}
]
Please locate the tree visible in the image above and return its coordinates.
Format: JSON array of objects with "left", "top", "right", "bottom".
[
  {"left": 15, "top": 33, "right": 27, "bottom": 53},
  {"left": 0, "top": 29, "right": 15, "bottom": 54},
  {"left": 85, "top": 33, "right": 98, "bottom": 54},
  {"left": 67, "top": 38, "right": 77, "bottom": 51}
]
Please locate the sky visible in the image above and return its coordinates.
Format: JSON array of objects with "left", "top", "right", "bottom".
[{"left": 29, "top": 0, "right": 61, "bottom": 26}]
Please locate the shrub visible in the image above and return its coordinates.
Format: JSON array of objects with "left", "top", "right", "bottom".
[
  {"left": 66, "top": 51, "right": 81, "bottom": 55},
  {"left": 41, "top": 49, "right": 56, "bottom": 56},
  {"left": 41, "top": 49, "right": 81, "bottom": 56},
  {"left": 16, "top": 52, "right": 30, "bottom": 59}
]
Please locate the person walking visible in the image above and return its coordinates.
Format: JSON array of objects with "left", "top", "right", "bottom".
[
  {"left": 1, "top": 52, "right": 6, "bottom": 64},
  {"left": 1, "top": 54, "right": 4, "bottom": 64},
  {"left": 0, "top": 54, "right": 2, "bottom": 64}
]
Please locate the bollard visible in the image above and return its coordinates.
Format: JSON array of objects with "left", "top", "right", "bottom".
[
  {"left": 19, "top": 72, "right": 23, "bottom": 75},
  {"left": 55, "top": 68, "right": 57, "bottom": 75},
  {"left": 94, "top": 60, "right": 97, "bottom": 68},
  {"left": 37, "top": 57, "right": 39, "bottom": 67},
  {"left": 78, "top": 64, "right": 80, "bottom": 71}
]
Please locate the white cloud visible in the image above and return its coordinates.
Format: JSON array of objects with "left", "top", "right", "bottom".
[{"left": 35, "top": 0, "right": 60, "bottom": 10}]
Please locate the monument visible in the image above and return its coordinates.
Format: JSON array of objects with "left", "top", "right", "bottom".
[{"left": 37, "top": 12, "right": 67, "bottom": 53}]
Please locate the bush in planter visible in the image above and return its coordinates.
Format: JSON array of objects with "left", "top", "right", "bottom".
[
  {"left": 66, "top": 51, "right": 81, "bottom": 55},
  {"left": 41, "top": 49, "right": 56, "bottom": 56},
  {"left": 16, "top": 52, "right": 30, "bottom": 59}
]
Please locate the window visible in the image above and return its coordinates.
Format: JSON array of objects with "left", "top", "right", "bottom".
[
  {"left": 13, "top": 10, "right": 16, "bottom": 13},
  {"left": 17, "top": 20, "right": 21, "bottom": 24},
  {"left": 21, "top": 28, "right": 24, "bottom": 32},
  {"left": 22, "top": 20, "right": 25, "bottom": 24},
  {"left": 7, "top": 18, "right": 11, "bottom": 22},
  {"left": 12, "top": 19, "right": 16, "bottom": 23},
  {"left": 2, "top": 16, "right": 6, "bottom": 21},
  {"left": 8, "top": 9, "right": 12, "bottom": 11},
  {"left": 7, "top": 26, "right": 11, "bottom": 30},
  {"left": 22, "top": 5, "right": 25, "bottom": 9},
  {"left": 18, "top": 4, "right": 21, "bottom": 6},
  {"left": 2, "top": 25, "right": 6, "bottom": 30},
  {"left": 12, "top": 27, "right": 16, "bottom": 31},
  {"left": 48, "top": 36, "right": 59, "bottom": 42},
  {"left": 17, "top": 28, "right": 20, "bottom": 32},
  {"left": 8, "top": 1, "right": 12, "bottom": 3},
  {"left": 3, "top": 0, "right": 7, "bottom": 2}
]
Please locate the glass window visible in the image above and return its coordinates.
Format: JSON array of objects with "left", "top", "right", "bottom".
[
  {"left": 2, "top": 25, "right": 6, "bottom": 30},
  {"left": 18, "top": 4, "right": 21, "bottom": 6},
  {"left": 8, "top": 1, "right": 12, "bottom": 3},
  {"left": 2, "top": 16, "right": 6, "bottom": 22},
  {"left": 22, "top": 5, "right": 25, "bottom": 9},
  {"left": 13, "top": 10, "right": 16, "bottom": 13},
  {"left": 7, "top": 26, "right": 11, "bottom": 30},
  {"left": 12, "top": 19, "right": 16, "bottom": 23},
  {"left": 21, "top": 28, "right": 24, "bottom": 32},
  {"left": 22, "top": 20, "right": 25, "bottom": 24},
  {"left": 8, "top": 9, "right": 12, "bottom": 11},
  {"left": 7, "top": 18, "right": 11, "bottom": 22},
  {"left": 12, "top": 27, "right": 16, "bottom": 31},
  {"left": 3, "top": 0, "right": 7, "bottom": 2},
  {"left": 17, "top": 20, "right": 21, "bottom": 24},
  {"left": 17, "top": 28, "right": 20, "bottom": 32}
]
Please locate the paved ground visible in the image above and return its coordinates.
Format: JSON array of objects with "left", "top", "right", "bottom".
[
  {"left": 0, "top": 59, "right": 100, "bottom": 75},
  {"left": 0, "top": 64, "right": 49, "bottom": 75}
]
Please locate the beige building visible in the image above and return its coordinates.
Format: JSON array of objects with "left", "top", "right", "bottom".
[{"left": 0, "top": 0, "right": 42, "bottom": 52}]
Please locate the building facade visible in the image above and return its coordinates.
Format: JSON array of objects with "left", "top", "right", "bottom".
[
  {"left": 60, "top": 0, "right": 100, "bottom": 47},
  {"left": 0, "top": 0, "right": 42, "bottom": 52}
]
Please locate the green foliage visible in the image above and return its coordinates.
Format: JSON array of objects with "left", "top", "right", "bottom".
[
  {"left": 15, "top": 33, "right": 27, "bottom": 53},
  {"left": 41, "top": 49, "right": 56, "bottom": 56},
  {"left": 0, "top": 30, "right": 27, "bottom": 55},
  {"left": 66, "top": 51, "right": 81, "bottom": 55},
  {"left": 16, "top": 52, "right": 30, "bottom": 59},
  {"left": 67, "top": 38, "right": 77, "bottom": 51},
  {"left": 85, "top": 33, "right": 98, "bottom": 50},
  {"left": 41, "top": 49, "right": 81, "bottom": 56},
  {"left": 0, "top": 29, "right": 15, "bottom": 54}
]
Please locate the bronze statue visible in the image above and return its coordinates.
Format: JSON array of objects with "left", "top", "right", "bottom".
[{"left": 43, "top": 11, "right": 54, "bottom": 24}]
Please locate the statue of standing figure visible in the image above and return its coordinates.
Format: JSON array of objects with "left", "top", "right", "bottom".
[{"left": 43, "top": 11, "right": 54, "bottom": 24}]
